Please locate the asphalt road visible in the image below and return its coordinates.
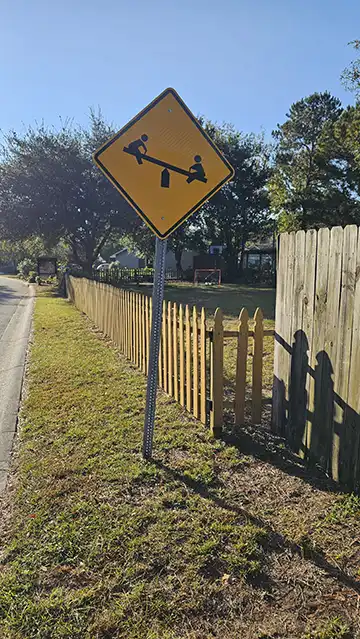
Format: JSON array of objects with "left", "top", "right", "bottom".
[{"left": 0, "top": 277, "right": 34, "bottom": 491}]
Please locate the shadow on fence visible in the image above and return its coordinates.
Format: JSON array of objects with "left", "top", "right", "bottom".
[{"left": 273, "top": 330, "right": 360, "bottom": 491}]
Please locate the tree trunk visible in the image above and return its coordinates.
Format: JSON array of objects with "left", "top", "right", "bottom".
[
  {"left": 174, "top": 247, "right": 183, "bottom": 273},
  {"left": 224, "top": 250, "right": 239, "bottom": 282},
  {"left": 238, "top": 234, "right": 247, "bottom": 274}
]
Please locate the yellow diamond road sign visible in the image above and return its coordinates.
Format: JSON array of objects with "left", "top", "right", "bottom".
[{"left": 93, "top": 88, "right": 235, "bottom": 239}]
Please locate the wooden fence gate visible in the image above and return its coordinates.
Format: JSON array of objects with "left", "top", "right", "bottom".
[{"left": 273, "top": 225, "right": 360, "bottom": 488}]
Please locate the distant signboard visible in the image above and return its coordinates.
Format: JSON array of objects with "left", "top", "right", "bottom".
[{"left": 37, "top": 257, "right": 57, "bottom": 277}]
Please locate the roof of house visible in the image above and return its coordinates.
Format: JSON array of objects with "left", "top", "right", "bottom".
[
  {"left": 244, "top": 237, "right": 275, "bottom": 253},
  {"left": 109, "top": 248, "right": 129, "bottom": 259}
]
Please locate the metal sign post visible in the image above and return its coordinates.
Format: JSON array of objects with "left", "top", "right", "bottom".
[{"left": 142, "top": 237, "right": 167, "bottom": 459}]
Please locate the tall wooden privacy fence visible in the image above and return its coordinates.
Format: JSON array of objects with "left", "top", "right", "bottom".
[
  {"left": 68, "top": 277, "right": 271, "bottom": 432},
  {"left": 273, "top": 224, "right": 360, "bottom": 489}
]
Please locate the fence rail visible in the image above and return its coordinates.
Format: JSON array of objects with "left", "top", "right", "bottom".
[{"left": 68, "top": 276, "right": 271, "bottom": 432}]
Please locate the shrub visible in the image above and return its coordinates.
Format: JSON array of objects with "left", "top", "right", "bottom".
[{"left": 18, "top": 259, "right": 35, "bottom": 278}]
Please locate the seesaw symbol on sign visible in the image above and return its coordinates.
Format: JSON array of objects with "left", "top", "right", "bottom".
[{"left": 123, "top": 134, "right": 207, "bottom": 189}]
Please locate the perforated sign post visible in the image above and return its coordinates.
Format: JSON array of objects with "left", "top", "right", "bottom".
[{"left": 93, "top": 87, "right": 234, "bottom": 458}]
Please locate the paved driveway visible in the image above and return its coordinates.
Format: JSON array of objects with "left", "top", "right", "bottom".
[{"left": 0, "top": 277, "right": 34, "bottom": 490}]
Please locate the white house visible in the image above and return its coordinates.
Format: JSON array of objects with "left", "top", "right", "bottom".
[
  {"left": 109, "top": 248, "right": 145, "bottom": 269},
  {"left": 110, "top": 247, "right": 198, "bottom": 271}
]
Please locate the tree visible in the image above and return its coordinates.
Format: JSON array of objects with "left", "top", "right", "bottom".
[
  {"left": 341, "top": 40, "right": 360, "bottom": 97},
  {"left": 0, "top": 111, "right": 134, "bottom": 271},
  {"left": 193, "top": 121, "right": 271, "bottom": 278},
  {"left": 90, "top": 119, "right": 271, "bottom": 279},
  {"left": 269, "top": 92, "right": 346, "bottom": 231},
  {"left": 324, "top": 103, "right": 360, "bottom": 221},
  {"left": 0, "top": 237, "right": 69, "bottom": 271}
]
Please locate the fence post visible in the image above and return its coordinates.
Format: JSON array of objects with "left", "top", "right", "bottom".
[
  {"left": 193, "top": 307, "right": 199, "bottom": 419},
  {"left": 157, "top": 299, "right": 163, "bottom": 387},
  {"left": 252, "top": 307, "right": 263, "bottom": 424},
  {"left": 185, "top": 305, "right": 192, "bottom": 412},
  {"left": 162, "top": 301, "right": 168, "bottom": 392},
  {"left": 143, "top": 294, "right": 147, "bottom": 374},
  {"left": 167, "top": 302, "right": 173, "bottom": 396},
  {"left": 135, "top": 293, "right": 140, "bottom": 368},
  {"left": 173, "top": 303, "right": 179, "bottom": 402},
  {"left": 200, "top": 308, "right": 207, "bottom": 425},
  {"left": 120, "top": 289, "right": 124, "bottom": 353},
  {"left": 127, "top": 291, "right": 132, "bottom": 360},
  {"left": 235, "top": 308, "right": 249, "bottom": 425},
  {"left": 179, "top": 305, "right": 185, "bottom": 407},
  {"left": 145, "top": 296, "right": 150, "bottom": 374},
  {"left": 210, "top": 308, "right": 223, "bottom": 437},
  {"left": 141, "top": 295, "right": 145, "bottom": 374}
]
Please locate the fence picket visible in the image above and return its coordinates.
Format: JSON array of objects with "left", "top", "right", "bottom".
[
  {"left": 210, "top": 308, "right": 223, "bottom": 436},
  {"left": 193, "top": 307, "right": 199, "bottom": 419},
  {"left": 185, "top": 305, "right": 192, "bottom": 412},
  {"left": 179, "top": 305, "right": 185, "bottom": 407},
  {"left": 168, "top": 302, "right": 173, "bottom": 396},
  {"left": 127, "top": 290, "right": 131, "bottom": 360},
  {"left": 141, "top": 295, "right": 146, "bottom": 374},
  {"left": 145, "top": 294, "right": 148, "bottom": 372},
  {"left": 136, "top": 293, "right": 140, "bottom": 368},
  {"left": 162, "top": 301, "right": 168, "bottom": 392},
  {"left": 158, "top": 299, "right": 163, "bottom": 387},
  {"left": 235, "top": 308, "right": 249, "bottom": 425},
  {"left": 252, "top": 308, "right": 263, "bottom": 424},
  {"left": 173, "top": 304, "right": 179, "bottom": 402},
  {"left": 200, "top": 308, "right": 207, "bottom": 425}
]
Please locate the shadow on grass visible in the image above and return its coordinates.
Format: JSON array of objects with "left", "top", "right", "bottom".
[
  {"left": 221, "top": 422, "right": 341, "bottom": 493},
  {"left": 153, "top": 457, "right": 360, "bottom": 597},
  {"left": 37, "top": 284, "right": 66, "bottom": 298}
]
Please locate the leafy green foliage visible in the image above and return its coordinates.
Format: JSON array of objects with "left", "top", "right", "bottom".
[
  {"left": 0, "top": 111, "right": 134, "bottom": 271},
  {"left": 192, "top": 120, "right": 272, "bottom": 278},
  {"left": 119, "top": 120, "right": 271, "bottom": 278},
  {"left": 341, "top": 40, "right": 360, "bottom": 96},
  {"left": 269, "top": 92, "right": 351, "bottom": 230}
]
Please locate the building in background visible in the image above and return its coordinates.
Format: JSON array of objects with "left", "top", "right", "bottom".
[{"left": 110, "top": 247, "right": 198, "bottom": 272}]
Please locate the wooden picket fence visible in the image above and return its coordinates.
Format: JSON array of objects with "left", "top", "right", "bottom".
[{"left": 67, "top": 276, "right": 272, "bottom": 432}]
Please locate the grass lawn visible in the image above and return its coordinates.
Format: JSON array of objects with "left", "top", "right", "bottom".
[
  {"left": 1, "top": 292, "right": 360, "bottom": 638},
  {"left": 130, "top": 282, "right": 276, "bottom": 324}
]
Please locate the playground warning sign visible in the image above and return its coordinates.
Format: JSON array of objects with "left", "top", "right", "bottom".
[{"left": 93, "top": 88, "right": 234, "bottom": 239}]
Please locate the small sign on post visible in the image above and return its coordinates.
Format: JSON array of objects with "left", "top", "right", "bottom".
[{"left": 93, "top": 88, "right": 234, "bottom": 458}]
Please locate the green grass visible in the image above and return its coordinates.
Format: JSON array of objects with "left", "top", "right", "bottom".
[
  {"left": 131, "top": 281, "right": 276, "bottom": 323},
  {"left": 303, "top": 617, "right": 351, "bottom": 639},
  {"left": 1, "top": 293, "right": 359, "bottom": 638},
  {"left": 0, "top": 295, "right": 268, "bottom": 639}
]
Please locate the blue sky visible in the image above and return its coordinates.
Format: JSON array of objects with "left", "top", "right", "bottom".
[{"left": 0, "top": 0, "right": 358, "bottom": 138}]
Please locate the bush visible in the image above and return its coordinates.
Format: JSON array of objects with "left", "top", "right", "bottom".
[
  {"left": 18, "top": 259, "right": 35, "bottom": 278},
  {"left": 35, "top": 276, "right": 42, "bottom": 285},
  {"left": 28, "top": 271, "right": 36, "bottom": 283}
]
